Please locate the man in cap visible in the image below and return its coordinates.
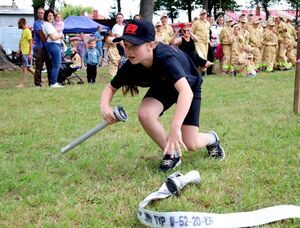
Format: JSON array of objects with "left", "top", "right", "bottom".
[
  {"left": 219, "top": 17, "right": 234, "bottom": 74},
  {"left": 249, "top": 18, "right": 263, "bottom": 70},
  {"left": 191, "top": 9, "right": 211, "bottom": 59},
  {"left": 160, "top": 14, "right": 174, "bottom": 44},
  {"left": 262, "top": 20, "right": 278, "bottom": 72}
]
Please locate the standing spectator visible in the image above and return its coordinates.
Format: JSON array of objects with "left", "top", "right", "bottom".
[
  {"left": 84, "top": 39, "right": 100, "bottom": 84},
  {"left": 94, "top": 26, "right": 104, "bottom": 66},
  {"left": 262, "top": 20, "right": 278, "bottom": 72},
  {"left": 213, "top": 15, "right": 224, "bottom": 72},
  {"left": 16, "top": 18, "right": 35, "bottom": 88},
  {"left": 160, "top": 14, "right": 174, "bottom": 44},
  {"left": 112, "top": 12, "right": 125, "bottom": 66},
  {"left": 112, "top": 12, "right": 125, "bottom": 55},
  {"left": 207, "top": 15, "right": 216, "bottom": 74},
  {"left": 32, "top": 7, "right": 50, "bottom": 87},
  {"left": 219, "top": 17, "right": 233, "bottom": 74},
  {"left": 77, "top": 32, "right": 86, "bottom": 67},
  {"left": 171, "top": 25, "right": 213, "bottom": 71},
  {"left": 211, "top": 15, "right": 224, "bottom": 50},
  {"left": 191, "top": 9, "right": 210, "bottom": 59},
  {"left": 42, "top": 9, "right": 64, "bottom": 88}
]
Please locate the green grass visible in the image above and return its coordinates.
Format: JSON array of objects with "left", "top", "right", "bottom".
[{"left": 0, "top": 67, "right": 299, "bottom": 227}]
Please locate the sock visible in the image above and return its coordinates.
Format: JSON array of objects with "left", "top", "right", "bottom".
[
  {"left": 173, "top": 149, "right": 179, "bottom": 158},
  {"left": 207, "top": 132, "right": 217, "bottom": 146}
]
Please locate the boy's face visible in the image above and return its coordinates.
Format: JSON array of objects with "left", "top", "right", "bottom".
[
  {"left": 89, "top": 41, "right": 96, "bottom": 48},
  {"left": 123, "top": 40, "right": 153, "bottom": 65}
]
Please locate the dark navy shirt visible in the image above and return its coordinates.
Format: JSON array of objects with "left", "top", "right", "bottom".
[{"left": 110, "top": 42, "right": 202, "bottom": 91}]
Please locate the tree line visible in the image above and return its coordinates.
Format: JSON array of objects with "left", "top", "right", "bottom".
[{"left": 32, "top": 0, "right": 299, "bottom": 23}]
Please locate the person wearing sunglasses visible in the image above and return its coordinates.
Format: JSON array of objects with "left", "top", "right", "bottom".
[{"left": 171, "top": 25, "right": 213, "bottom": 72}]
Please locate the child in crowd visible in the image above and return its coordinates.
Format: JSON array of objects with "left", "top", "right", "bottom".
[
  {"left": 99, "top": 20, "right": 225, "bottom": 172},
  {"left": 53, "top": 13, "right": 64, "bottom": 35},
  {"left": 70, "top": 47, "right": 82, "bottom": 70},
  {"left": 77, "top": 32, "right": 86, "bottom": 67},
  {"left": 84, "top": 39, "right": 100, "bottom": 84},
  {"left": 105, "top": 32, "right": 121, "bottom": 79}
]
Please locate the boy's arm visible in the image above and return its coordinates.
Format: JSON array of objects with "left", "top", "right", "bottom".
[
  {"left": 164, "top": 77, "right": 193, "bottom": 156},
  {"left": 100, "top": 83, "right": 118, "bottom": 124}
]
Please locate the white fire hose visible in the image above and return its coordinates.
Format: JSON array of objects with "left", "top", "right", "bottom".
[{"left": 137, "top": 171, "right": 300, "bottom": 227}]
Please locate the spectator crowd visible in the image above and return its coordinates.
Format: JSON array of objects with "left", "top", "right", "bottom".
[{"left": 16, "top": 8, "right": 299, "bottom": 88}]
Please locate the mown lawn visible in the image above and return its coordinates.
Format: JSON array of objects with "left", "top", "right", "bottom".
[{"left": 0, "top": 67, "right": 299, "bottom": 227}]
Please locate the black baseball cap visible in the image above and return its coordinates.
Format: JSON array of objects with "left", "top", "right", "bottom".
[{"left": 113, "top": 19, "right": 155, "bottom": 45}]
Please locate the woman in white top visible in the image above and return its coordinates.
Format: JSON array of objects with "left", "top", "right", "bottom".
[
  {"left": 112, "top": 12, "right": 126, "bottom": 66},
  {"left": 42, "top": 9, "right": 64, "bottom": 88}
]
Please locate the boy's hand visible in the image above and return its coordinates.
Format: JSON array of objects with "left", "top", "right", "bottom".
[
  {"left": 163, "top": 127, "right": 187, "bottom": 158},
  {"left": 101, "top": 106, "right": 117, "bottom": 125}
]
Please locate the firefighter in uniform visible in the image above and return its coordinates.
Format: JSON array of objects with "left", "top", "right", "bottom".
[
  {"left": 219, "top": 17, "right": 234, "bottom": 74},
  {"left": 239, "top": 17, "right": 250, "bottom": 45},
  {"left": 192, "top": 9, "right": 210, "bottom": 59},
  {"left": 249, "top": 18, "right": 263, "bottom": 70},
  {"left": 160, "top": 14, "right": 174, "bottom": 44},
  {"left": 286, "top": 18, "right": 297, "bottom": 66},
  {"left": 231, "top": 25, "right": 247, "bottom": 75},
  {"left": 262, "top": 20, "right": 278, "bottom": 72},
  {"left": 275, "top": 15, "right": 292, "bottom": 70}
]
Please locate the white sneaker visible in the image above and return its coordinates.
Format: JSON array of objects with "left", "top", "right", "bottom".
[{"left": 50, "top": 83, "right": 63, "bottom": 88}]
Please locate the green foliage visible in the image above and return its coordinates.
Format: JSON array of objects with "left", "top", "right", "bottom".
[
  {"left": 154, "top": 0, "right": 181, "bottom": 22},
  {"left": 0, "top": 68, "right": 299, "bottom": 226},
  {"left": 154, "top": 0, "right": 240, "bottom": 21},
  {"left": 218, "top": 0, "right": 240, "bottom": 12},
  {"left": 60, "top": 5, "right": 93, "bottom": 19},
  {"left": 32, "top": 0, "right": 45, "bottom": 8},
  {"left": 109, "top": 4, "right": 117, "bottom": 19},
  {"left": 249, "top": 0, "right": 279, "bottom": 10}
]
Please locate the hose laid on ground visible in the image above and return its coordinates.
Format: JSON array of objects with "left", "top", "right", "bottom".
[{"left": 137, "top": 171, "right": 300, "bottom": 227}]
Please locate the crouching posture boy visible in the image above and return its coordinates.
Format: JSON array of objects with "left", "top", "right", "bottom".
[{"left": 100, "top": 20, "right": 225, "bottom": 172}]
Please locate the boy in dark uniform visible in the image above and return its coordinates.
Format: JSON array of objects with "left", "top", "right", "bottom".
[{"left": 100, "top": 20, "right": 225, "bottom": 172}]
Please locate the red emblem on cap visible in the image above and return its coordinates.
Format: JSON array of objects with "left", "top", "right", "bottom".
[{"left": 125, "top": 24, "right": 138, "bottom": 35}]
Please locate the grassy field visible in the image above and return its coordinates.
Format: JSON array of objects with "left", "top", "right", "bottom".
[{"left": 0, "top": 67, "right": 299, "bottom": 227}]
